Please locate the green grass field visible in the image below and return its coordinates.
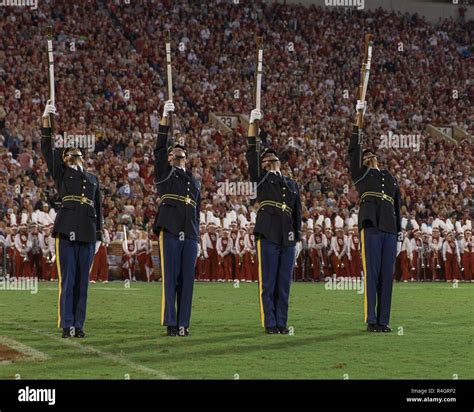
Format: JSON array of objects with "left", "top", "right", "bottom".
[{"left": 0, "top": 281, "right": 472, "bottom": 379}]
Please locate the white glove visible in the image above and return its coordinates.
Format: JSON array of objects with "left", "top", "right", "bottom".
[
  {"left": 249, "top": 109, "right": 262, "bottom": 124},
  {"left": 42, "top": 100, "right": 57, "bottom": 118},
  {"left": 295, "top": 241, "right": 302, "bottom": 260},
  {"left": 162, "top": 100, "right": 175, "bottom": 118},
  {"left": 356, "top": 100, "right": 366, "bottom": 115}
]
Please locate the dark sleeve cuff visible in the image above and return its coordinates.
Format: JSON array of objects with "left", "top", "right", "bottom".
[
  {"left": 158, "top": 124, "right": 169, "bottom": 135},
  {"left": 247, "top": 136, "right": 257, "bottom": 146},
  {"left": 41, "top": 127, "right": 52, "bottom": 137}
]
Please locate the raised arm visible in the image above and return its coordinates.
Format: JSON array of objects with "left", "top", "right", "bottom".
[
  {"left": 154, "top": 100, "right": 174, "bottom": 182},
  {"left": 40, "top": 101, "right": 62, "bottom": 179},
  {"left": 246, "top": 108, "right": 263, "bottom": 182},
  {"left": 348, "top": 100, "right": 368, "bottom": 183},
  {"left": 348, "top": 124, "right": 367, "bottom": 182}
]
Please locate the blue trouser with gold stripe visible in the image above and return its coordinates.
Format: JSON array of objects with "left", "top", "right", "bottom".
[
  {"left": 56, "top": 236, "right": 95, "bottom": 329},
  {"left": 257, "top": 238, "right": 296, "bottom": 328},
  {"left": 159, "top": 230, "right": 198, "bottom": 328},
  {"left": 361, "top": 227, "right": 397, "bottom": 326}
]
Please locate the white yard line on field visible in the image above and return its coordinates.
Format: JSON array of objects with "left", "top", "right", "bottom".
[
  {"left": 0, "top": 336, "right": 50, "bottom": 362},
  {"left": 4, "top": 322, "right": 176, "bottom": 379}
]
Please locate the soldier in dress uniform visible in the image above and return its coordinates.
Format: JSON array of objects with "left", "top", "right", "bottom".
[
  {"left": 246, "top": 109, "right": 302, "bottom": 334},
  {"left": 348, "top": 100, "right": 402, "bottom": 333},
  {"left": 41, "top": 100, "right": 103, "bottom": 338},
  {"left": 153, "top": 101, "right": 200, "bottom": 337}
]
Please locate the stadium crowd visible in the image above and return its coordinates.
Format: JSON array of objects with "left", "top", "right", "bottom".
[{"left": 0, "top": 1, "right": 472, "bottom": 282}]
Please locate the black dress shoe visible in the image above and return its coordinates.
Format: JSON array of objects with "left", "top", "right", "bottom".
[
  {"left": 366, "top": 323, "right": 380, "bottom": 332},
  {"left": 178, "top": 327, "right": 190, "bottom": 337},
  {"left": 75, "top": 329, "right": 86, "bottom": 338},
  {"left": 62, "top": 328, "right": 72, "bottom": 338},
  {"left": 166, "top": 326, "right": 178, "bottom": 336},
  {"left": 265, "top": 327, "right": 279, "bottom": 334},
  {"left": 378, "top": 324, "right": 392, "bottom": 333},
  {"left": 277, "top": 326, "right": 290, "bottom": 334}
]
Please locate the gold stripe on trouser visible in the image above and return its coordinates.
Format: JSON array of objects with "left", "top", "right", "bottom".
[
  {"left": 55, "top": 237, "right": 62, "bottom": 328},
  {"left": 257, "top": 240, "right": 265, "bottom": 328},
  {"left": 361, "top": 229, "right": 368, "bottom": 323},
  {"left": 159, "top": 229, "right": 166, "bottom": 326}
]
